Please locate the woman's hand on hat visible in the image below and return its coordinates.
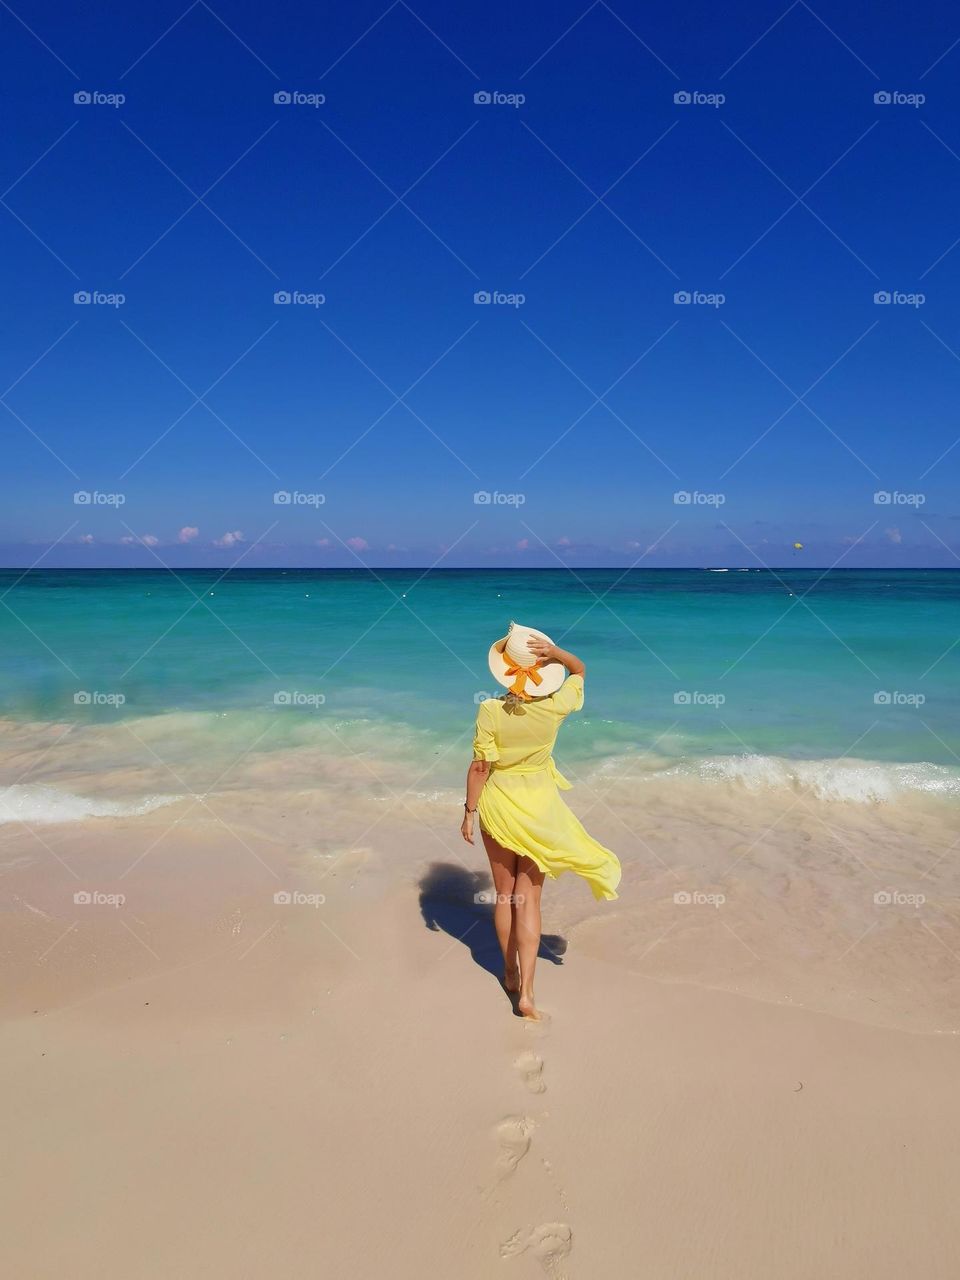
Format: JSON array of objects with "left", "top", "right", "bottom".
[{"left": 527, "top": 636, "right": 556, "bottom": 662}]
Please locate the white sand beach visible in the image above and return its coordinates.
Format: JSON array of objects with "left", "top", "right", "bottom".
[{"left": 2, "top": 773, "right": 959, "bottom": 1278}]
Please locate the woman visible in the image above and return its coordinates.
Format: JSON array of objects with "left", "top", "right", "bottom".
[{"left": 460, "top": 622, "right": 621, "bottom": 1020}]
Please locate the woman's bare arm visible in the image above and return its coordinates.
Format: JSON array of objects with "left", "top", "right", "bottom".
[
  {"left": 461, "top": 759, "right": 490, "bottom": 844},
  {"left": 527, "top": 637, "right": 585, "bottom": 677}
]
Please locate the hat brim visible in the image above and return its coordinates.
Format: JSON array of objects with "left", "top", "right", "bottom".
[{"left": 487, "top": 635, "right": 566, "bottom": 698}]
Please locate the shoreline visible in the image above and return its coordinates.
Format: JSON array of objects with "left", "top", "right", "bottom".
[{"left": 3, "top": 760, "right": 959, "bottom": 1034}]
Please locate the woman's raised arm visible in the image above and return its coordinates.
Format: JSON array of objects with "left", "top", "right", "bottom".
[{"left": 527, "top": 636, "right": 585, "bottom": 678}]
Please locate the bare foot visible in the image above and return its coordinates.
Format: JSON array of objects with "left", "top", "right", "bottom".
[
  {"left": 504, "top": 965, "right": 521, "bottom": 993},
  {"left": 518, "top": 991, "right": 542, "bottom": 1021}
]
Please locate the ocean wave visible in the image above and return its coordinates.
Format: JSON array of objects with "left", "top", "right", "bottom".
[
  {"left": 651, "top": 754, "right": 960, "bottom": 803},
  {"left": 0, "top": 785, "right": 181, "bottom": 825}
]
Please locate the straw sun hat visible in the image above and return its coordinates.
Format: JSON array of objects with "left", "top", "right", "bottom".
[{"left": 488, "top": 621, "right": 565, "bottom": 700}]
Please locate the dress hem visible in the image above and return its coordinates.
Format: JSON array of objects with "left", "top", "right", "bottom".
[{"left": 478, "top": 817, "right": 619, "bottom": 902}]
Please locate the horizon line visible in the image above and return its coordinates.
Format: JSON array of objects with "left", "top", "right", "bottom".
[{"left": 2, "top": 565, "right": 956, "bottom": 574}]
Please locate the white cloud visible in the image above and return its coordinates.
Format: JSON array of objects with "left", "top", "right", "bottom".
[
  {"left": 213, "top": 530, "right": 245, "bottom": 548},
  {"left": 346, "top": 536, "right": 368, "bottom": 552},
  {"left": 885, "top": 526, "right": 902, "bottom": 544},
  {"left": 77, "top": 534, "right": 95, "bottom": 544},
  {"left": 178, "top": 526, "right": 199, "bottom": 543}
]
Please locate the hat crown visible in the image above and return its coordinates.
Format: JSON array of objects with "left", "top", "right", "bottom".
[{"left": 503, "top": 622, "right": 548, "bottom": 667}]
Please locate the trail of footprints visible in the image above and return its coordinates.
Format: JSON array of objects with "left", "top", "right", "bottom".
[{"left": 491, "top": 1046, "right": 573, "bottom": 1278}]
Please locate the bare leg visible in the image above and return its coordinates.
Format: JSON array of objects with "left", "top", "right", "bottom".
[
  {"left": 481, "top": 830, "right": 520, "bottom": 991},
  {"left": 515, "top": 856, "right": 546, "bottom": 1020}
]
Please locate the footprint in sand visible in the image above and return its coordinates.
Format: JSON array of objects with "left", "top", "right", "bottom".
[
  {"left": 495, "top": 1115, "right": 534, "bottom": 1175},
  {"left": 500, "top": 1223, "right": 573, "bottom": 1278},
  {"left": 214, "top": 909, "right": 245, "bottom": 938},
  {"left": 514, "top": 1050, "right": 546, "bottom": 1094},
  {"left": 540, "top": 1156, "right": 570, "bottom": 1212}
]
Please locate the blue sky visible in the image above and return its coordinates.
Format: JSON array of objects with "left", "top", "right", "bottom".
[{"left": 2, "top": 0, "right": 960, "bottom": 567}]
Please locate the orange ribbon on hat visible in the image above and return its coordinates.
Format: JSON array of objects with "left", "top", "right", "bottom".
[{"left": 501, "top": 651, "right": 543, "bottom": 701}]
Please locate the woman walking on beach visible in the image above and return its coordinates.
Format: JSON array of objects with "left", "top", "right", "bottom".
[{"left": 461, "top": 623, "right": 621, "bottom": 1020}]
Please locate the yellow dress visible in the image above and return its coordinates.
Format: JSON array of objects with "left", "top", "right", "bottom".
[{"left": 473, "top": 675, "right": 621, "bottom": 901}]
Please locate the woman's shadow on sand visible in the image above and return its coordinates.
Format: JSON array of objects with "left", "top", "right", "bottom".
[{"left": 418, "top": 863, "right": 567, "bottom": 994}]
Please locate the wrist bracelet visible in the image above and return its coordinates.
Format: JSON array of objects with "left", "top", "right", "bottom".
[{"left": 463, "top": 803, "right": 477, "bottom": 814}]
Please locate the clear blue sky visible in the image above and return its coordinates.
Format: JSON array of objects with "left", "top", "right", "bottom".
[{"left": 2, "top": 0, "right": 959, "bottom": 567}]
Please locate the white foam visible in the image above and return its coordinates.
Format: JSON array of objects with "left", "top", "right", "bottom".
[
  {"left": 683, "top": 754, "right": 960, "bottom": 803},
  {"left": 0, "top": 785, "right": 180, "bottom": 825},
  {"left": 593, "top": 749, "right": 960, "bottom": 804}
]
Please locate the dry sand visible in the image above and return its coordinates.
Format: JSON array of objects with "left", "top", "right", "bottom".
[{"left": 2, "top": 799, "right": 959, "bottom": 1278}]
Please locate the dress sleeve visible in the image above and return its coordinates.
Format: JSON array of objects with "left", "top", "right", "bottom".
[
  {"left": 551, "top": 674, "right": 585, "bottom": 715},
  {"left": 472, "top": 698, "right": 500, "bottom": 762}
]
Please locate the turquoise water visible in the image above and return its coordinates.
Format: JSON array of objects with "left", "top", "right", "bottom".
[{"left": 1, "top": 567, "right": 958, "bottom": 771}]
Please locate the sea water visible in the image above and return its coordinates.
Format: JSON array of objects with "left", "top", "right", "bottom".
[{"left": 1, "top": 567, "right": 958, "bottom": 817}]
